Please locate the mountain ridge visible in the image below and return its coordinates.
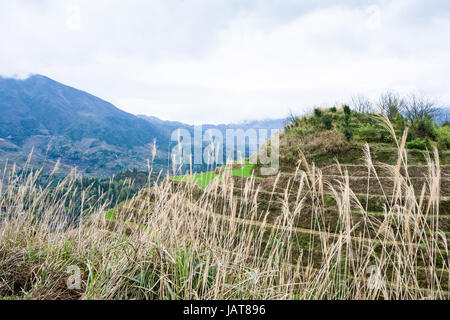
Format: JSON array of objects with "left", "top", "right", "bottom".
[
  {"left": 0, "top": 74, "right": 286, "bottom": 177},
  {"left": 0, "top": 74, "right": 167, "bottom": 148}
]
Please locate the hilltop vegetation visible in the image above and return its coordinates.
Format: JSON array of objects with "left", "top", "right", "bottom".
[{"left": 279, "top": 93, "right": 449, "bottom": 170}]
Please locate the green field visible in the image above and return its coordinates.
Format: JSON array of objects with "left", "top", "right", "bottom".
[
  {"left": 230, "top": 163, "right": 258, "bottom": 178},
  {"left": 171, "top": 162, "right": 257, "bottom": 189}
]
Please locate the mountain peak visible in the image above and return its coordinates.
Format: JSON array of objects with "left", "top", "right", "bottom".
[
  {"left": 25, "top": 74, "right": 58, "bottom": 84},
  {"left": 27, "top": 74, "right": 47, "bottom": 79}
]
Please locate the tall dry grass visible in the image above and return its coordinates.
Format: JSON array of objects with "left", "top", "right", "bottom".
[{"left": 0, "top": 119, "right": 448, "bottom": 300}]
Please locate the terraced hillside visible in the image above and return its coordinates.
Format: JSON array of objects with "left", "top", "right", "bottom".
[
  {"left": 91, "top": 136, "right": 442, "bottom": 299},
  {"left": 156, "top": 112, "right": 450, "bottom": 298},
  {"left": 170, "top": 160, "right": 448, "bottom": 262}
]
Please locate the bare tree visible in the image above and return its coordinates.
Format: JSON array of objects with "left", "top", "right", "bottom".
[
  {"left": 285, "top": 109, "right": 299, "bottom": 129},
  {"left": 404, "top": 93, "right": 437, "bottom": 123},
  {"left": 351, "top": 95, "right": 373, "bottom": 113},
  {"left": 378, "top": 91, "right": 406, "bottom": 118}
]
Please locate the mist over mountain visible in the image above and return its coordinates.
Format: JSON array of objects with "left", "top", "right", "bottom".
[{"left": 0, "top": 75, "right": 286, "bottom": 177}]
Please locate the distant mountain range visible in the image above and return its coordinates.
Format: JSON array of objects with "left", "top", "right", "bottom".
[
  {"left": 0, "top": 75, "right": 286, "bottom": 177},
  {"left": 435, "top": 108, "right": 450, "bottom": 124},
  {"left": 138, "top": 114, "right": 286, "bottom": 131},
  {"left": 137, "top": 115, "right": 286, "bottom": 144}
]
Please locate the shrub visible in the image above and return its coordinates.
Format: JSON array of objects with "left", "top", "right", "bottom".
[
  {"left": 382, "top": 133, "right": 394, "bottom": 143},
  {"left": 322, "top": 115, "right": 333, "bottom": 130},
  {"left": 330, "top": 107, "right": 337, "bottom": 113},
  {"left": 343, "top": 105, "right": 352, "bottom": 128},
  {"left": 314, "top": 108, "right": 323, "bottom": 118},
  {"left": 392, "top": 113, "right": 406, "bottom": 131},
  {"left": 413, "top": 117, "right": 437, "bottom": 139},
  {"left": 343, "top": 128, "right": 353, "bottom": 141},
  {"left": 406, "top": 138, "right": 432, "bottom": 150},
  {"left": 356, "top": 125, "right": 379, "bottom": 142},
  {"left": 343, "top": 105, "right": 351, "bottom": 116},
  {"left": 406, "top": 130, "right": 415, "bottom": 142},
  {"left": 437, "top": 125, "right": 450, "bottom": 149}
]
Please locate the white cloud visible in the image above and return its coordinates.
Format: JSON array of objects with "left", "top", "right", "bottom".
[{"left": 1, "top": 0, "right": 449, "bottom": 123}]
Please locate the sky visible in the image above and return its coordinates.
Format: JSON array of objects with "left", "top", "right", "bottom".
[{"left": 1, "top": 0, "right": 450, "bottom": 124}]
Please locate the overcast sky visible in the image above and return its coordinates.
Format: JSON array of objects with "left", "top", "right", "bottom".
[{"left": 1, "top": 0, "right": 449, "bottom": 124}]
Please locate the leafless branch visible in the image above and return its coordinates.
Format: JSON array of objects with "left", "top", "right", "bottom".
[{"left": 377, "top": 91, "right": 406, "bottom": 118}]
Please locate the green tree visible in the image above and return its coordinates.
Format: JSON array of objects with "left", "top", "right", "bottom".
[
  {"left": 322, "top": 115, "right": 333, "bottom": 130},
  {"left": 314, "top": 108, "right": 323, "bottom": 118}
]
